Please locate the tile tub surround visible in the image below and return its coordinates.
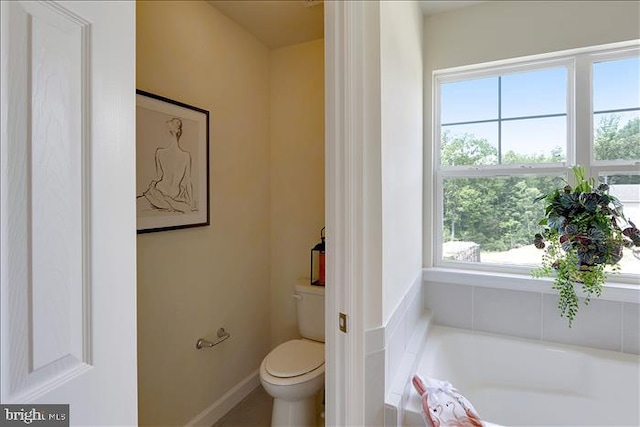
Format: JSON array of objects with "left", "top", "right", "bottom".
[
  {"left": 423, "top": 280, "right": 640, "bottom": 355},
  {"left": 384, "top": 277, "right": 424, "bottom": 388},
  {"left": 364, "top": 273, "right": 426, "bottom": 426},
  {"left": 383, "top": 312, "right": 433, "bottom": 427},
  {"left": 623, "top": 302, "right": 640, "bottom": 354}
]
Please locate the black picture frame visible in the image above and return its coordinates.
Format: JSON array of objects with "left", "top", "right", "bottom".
[{"left": 135, "top": 90, "right": 210, "bottom": 233}]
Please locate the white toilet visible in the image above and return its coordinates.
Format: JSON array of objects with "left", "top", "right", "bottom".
[{"left": 260, "top": 282, "right": 325, "bottom": 427}]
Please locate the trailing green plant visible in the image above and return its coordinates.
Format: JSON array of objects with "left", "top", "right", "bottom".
[{"left": 532, "top": 166, "right": 640, "bottom": 326}]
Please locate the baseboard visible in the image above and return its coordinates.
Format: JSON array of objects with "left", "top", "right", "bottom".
[{"left": 185, "top": 369, "right": 261, "bottom": 427}]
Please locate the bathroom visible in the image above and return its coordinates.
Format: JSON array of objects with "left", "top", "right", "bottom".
[
  {"left": 136, "top": 1, "right": 640, "bottom": 426},
  {"left": 2, "top": 0, "right": 638, "bottom": 425},
  {"left": 136, "top": 1, "right": 324, "bottom": 425}
]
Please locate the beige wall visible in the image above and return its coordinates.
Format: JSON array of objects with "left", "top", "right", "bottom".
[
  {"left": 423, "top": 0, "right": 640, "bottom": 265},
  {"left": 136, "top": 1, "right": 271, "bottom": 425},
  {"left": 269, "top": 39, "right": 325, "bottom": 347}
]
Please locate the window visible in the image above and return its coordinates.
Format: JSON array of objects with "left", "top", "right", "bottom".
[{"left": 434, "top": 43, "right": 640, "bottom": 280}]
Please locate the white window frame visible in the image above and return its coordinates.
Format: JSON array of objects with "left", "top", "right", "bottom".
[{"left": 431, "top": 40, "right": 640, "bottom": 288}]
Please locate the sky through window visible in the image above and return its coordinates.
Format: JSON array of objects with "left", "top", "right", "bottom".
[{"left": 441, "top": 57, "right": 640, "bottom": 162}]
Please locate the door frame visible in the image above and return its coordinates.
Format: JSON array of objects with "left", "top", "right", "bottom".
[{"left": 324, "top": 2, "right": 378, "bottom": 425}]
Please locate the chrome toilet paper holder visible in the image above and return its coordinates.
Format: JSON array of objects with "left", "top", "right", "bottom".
[{"left": 196, "top": 328, "right": 231, "bottom": 349}]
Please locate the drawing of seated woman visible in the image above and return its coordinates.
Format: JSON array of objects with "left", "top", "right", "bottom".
[{"left": 139, "top": 117, "right": 198, "bottom": 213}]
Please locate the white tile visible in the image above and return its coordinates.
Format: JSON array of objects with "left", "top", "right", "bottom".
[
  {"left": 365, "top": 349, "right": 385, "bottom": 427},
  {"left": 384, "top": 403, "right": 399, "bottom": 427},
  {"left": 423, "top": 282, "right": 472, "bottom": 329},
  {"left": 389, "top": 346, "right": 417, "bottom": 396},
  {"left": 385, "top": 301, "right": 406, "bottom": 348},
  {"left": 385, "top": 273, "right": 421, "bottom": 349},
  {"left": 407, "top": 292, "right": 422, "bottom": 336},
  {"left": 473, "top": 287, "right": 542, "bottom": 340},
  {"left": 387, "top": 322, "right": 407, "bottom": 386},
  {"left": 384, "top": 275, "right": 423, "bottom": 388},
  {"left": 365, "top": 326, "right": 385, "bottom": 355},
  {"left": 542, "top": 294, "right": 623, "bottom": 352},
  {"left": 406, "top": 311, "right": 432, "bottom": 355},
  {"left": 623, "top": 302, "right": 640, "bottom": 355}
]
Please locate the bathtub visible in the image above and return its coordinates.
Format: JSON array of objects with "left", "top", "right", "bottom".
[{"left": 404, "top": 325, "right": 640, "bottom": 427}]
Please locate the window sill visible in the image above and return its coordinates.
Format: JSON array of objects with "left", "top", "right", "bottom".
[{"left": 422, "top": 267, "right": 640, "bottom": 304}]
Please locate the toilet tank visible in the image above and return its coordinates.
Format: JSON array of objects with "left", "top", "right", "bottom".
[{"left": 294, "top": 282, "right": 325, "bottom": 342}]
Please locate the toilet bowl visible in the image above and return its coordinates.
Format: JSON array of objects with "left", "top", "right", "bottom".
[
  {"left": 260, "top": 283, "right": 325, "bottom": 427},
  {"left": 260, "top": 339, "right": 325, "bottom": 426}
]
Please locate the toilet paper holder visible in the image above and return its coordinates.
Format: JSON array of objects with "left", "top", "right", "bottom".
[{"left": 196, "top": 328, "right": 231, "bottom": 349}]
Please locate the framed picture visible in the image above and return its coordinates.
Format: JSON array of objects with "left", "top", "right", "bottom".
[{"left": 135, "top": 90, "right": 210, "bottom": 233}]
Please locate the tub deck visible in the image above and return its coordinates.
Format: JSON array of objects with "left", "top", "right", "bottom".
[{"left": 404, "top": 325, "right": 640, "bottom": 427}]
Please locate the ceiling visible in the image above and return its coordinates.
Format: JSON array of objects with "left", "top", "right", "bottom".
[
  {"left": 208, "top": 1, "right": 483, "bottom": 49},
  {"left": 208, "top": 0, "right": 324, "bottom": 49},
  {"left": 419, "top": 1, "right": 484, "bottom": 15}
]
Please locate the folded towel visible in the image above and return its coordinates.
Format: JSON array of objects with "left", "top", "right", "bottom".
[{"left": 412, "top": 375, "right": 504, "bottom": 427}]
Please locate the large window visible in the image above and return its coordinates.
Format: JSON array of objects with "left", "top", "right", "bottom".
[{"left": 434, "top": 44, "right": 640, "bottom": 280}]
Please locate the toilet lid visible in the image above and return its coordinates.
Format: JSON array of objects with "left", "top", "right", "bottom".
[{"left": 265, "top": 339, "right": 324, "bottom": 378}]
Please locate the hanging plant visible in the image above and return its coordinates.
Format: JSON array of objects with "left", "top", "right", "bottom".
[{"left": 532, "top": 166, "right": 640, "bottom": 326}]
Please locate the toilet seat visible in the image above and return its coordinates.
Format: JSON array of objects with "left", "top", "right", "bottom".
[
  {"left": 260, "top": 358, "right": 325, "bottom": 388},
  {"left": 265, "top": 339, "right": 324, "bottom": 378},
  {"left": 260, "top": 339, "right": 325, "bottom": 388}
]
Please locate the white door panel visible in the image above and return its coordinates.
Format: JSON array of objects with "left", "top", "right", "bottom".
[{"left": 1, "top": 1, "right": 137, "bottom": 424}]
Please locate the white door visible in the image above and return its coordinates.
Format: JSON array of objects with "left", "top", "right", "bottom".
[{"left": 0, "top": 1, "right": 137, "bottom": 425}]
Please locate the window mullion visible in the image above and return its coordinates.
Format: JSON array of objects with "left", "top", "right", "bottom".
[
  {"left": 498, "top": 76, "right": 502, "bottom": 164},
  {"left": 574, "top": 55, "right": 592, "bottom": 179},
  {"left": 439, "top": 166, "right": 567, "bottom": 179}
]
